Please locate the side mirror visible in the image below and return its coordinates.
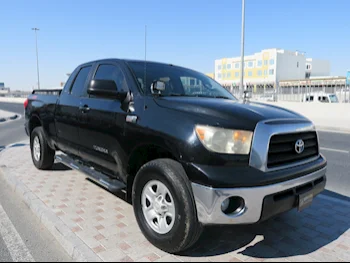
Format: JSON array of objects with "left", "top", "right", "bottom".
[
  {"left": 151, "top": 81, "right": 166, "bottom": 94},
  {"left": 88, "top": 80, "right": 127, "bottom": 101}
]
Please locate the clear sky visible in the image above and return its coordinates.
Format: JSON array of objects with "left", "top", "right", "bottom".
[{"left": 1, "top": 0, "right": 349, "bottom": 90}]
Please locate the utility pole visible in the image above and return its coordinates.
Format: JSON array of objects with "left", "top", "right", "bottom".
[
  {"left": 296, "top": 50, "right": 306, "bottom": 102},
  {"left": 239, "top": 0, "right": 245, "bottom": 99},
  {"left": 32, "top": 28, "right": 40, "bottom": 90}
]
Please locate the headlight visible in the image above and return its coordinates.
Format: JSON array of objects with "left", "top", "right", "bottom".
[{"left": 195, "top": 125, "right": 253, "bottom": 155}]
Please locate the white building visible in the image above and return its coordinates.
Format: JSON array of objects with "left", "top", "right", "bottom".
[
  {"left": 214, "top": 48, "right": 330, "bottom": 88},
  {"left": 306, "top": 58, "right": 331, "bottom": 78}
]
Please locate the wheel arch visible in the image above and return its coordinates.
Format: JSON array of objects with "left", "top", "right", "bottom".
[{"left": 126, "top": 143, "right": 180, "bottom": 201}]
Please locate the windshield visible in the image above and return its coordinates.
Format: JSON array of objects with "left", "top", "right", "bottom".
[
  {"left": 127, "top": 61, "right": 237, "bottom": 100},
  {"left": 329, "top": 94, "right": 338, "bottom": 103}
]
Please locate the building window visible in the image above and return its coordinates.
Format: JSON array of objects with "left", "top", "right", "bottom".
[
  {"left": 305, "top": 72, "right": 311, "bottom": 78},
  {"left": 306, "top": 64, "right": 311, "bottom": 70},
  {"left": 227, "top": 73, "right": 232, "bottom": 78},
  {"left": 223, "top": 64, "right": 226, "bottom": 70},
  {"left": 218, "top": 73, "right": 222, "bottom": 79},
  {"left": 257, "top": 60, "right": 262, "bottom": 67},
  {"left": 218, "top": 65, "right": 221, "bottom": 70},
  {"left": 235, "top": 63, "right": 240, "bottom": 69},
  {"left": 235, "top": 72, "right": 239, "bottom": 77},
  {"left": 269, "top": 69, "right": 275, "bottom": 75},
  {"left": 227, "top": 64, "right": 231, "bottom": 69},
  {"left": 264, "top": 60, "right": 268, "bottom": 66},
  {"left": 248, "top": 61, "right": 254, "bottom": 68},
  {"left": 258, "top": 70, "right": 262, "bottom": 76},
  {"left": 223, "top": 73, "right": 226, "bottom": 78},
  {"left": 264, "top": 70, "right": 268, "bottom": 75},
  {"left": 269, "top": 59, "right": 275, "bottom": 65},
  {"left": 248, "top": 71, "right": 253, "bottom": 77}
]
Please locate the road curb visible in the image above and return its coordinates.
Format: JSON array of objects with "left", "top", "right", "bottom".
[
  {"left": 0, "top": 113, "right": 21, "bottom": 124},
  {"left": 0, "top": 166, "right": 102, "bottom": 262}
]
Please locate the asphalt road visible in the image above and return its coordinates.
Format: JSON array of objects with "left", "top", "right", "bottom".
[
  {"left": 318, "top": 131, "right": 350, "bottom": 199},
  {"left": 0, "top": 102, "right": 27, "bottom": 147}
]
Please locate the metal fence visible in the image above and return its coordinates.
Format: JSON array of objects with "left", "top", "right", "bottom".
[{"left": 223, "top": 84, "right": 350, "bottom": 103}]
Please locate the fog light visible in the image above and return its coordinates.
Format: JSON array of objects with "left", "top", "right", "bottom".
[
  {"left": 221, "top": 198, "right": 230, "bottom": 213},
  {"left": 222, "top": 196, "right": 246, "bottom": 216}
]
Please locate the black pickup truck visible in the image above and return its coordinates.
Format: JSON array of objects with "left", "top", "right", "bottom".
[{"left": 24, "top": 59, "right": 327, "bottom": 253}]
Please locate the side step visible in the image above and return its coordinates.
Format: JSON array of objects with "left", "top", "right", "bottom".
[{"left": 55, "top": 154, "right": 126, "bottom": 193}]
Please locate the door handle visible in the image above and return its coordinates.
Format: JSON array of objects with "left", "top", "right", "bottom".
[{"left": 79, "top": 105, "right": 90, "bottom": 113}]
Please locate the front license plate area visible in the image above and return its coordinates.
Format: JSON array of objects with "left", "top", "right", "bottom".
[{"left": 298, "top": 191, "right": 314, "bottom": 212}]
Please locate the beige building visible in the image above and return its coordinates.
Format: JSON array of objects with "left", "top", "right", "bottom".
[{"left": 214, "top": 48, "right": 330, "bottom": 89}]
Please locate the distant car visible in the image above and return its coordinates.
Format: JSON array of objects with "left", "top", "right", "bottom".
[{"left": 301, "top": 93, "right": 339, "bottom": 103}]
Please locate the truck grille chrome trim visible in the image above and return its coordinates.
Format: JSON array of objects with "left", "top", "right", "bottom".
[{"left": 249, "top": 118, "right": 320, "bottom": 172}]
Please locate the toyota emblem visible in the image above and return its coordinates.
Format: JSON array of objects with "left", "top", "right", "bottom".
[{"left": 295, "top": 139, "right": 305, "bottom": 154}]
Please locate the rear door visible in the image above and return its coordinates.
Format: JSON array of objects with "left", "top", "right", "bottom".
[
  {"left": 55, "top": 65, "right": 93, "bottom": 156},
  {"left": 77, "top": 62, "right": 130, "bottom": 180}
]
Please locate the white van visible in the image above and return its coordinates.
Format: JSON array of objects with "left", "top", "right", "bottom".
[{"left": 301, "top": 93, "right": 339, "bottom": 103}]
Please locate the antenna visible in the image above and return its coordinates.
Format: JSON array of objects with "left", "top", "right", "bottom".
[{"left": 144, "top": 25, "right": 147, "bottom": 92}]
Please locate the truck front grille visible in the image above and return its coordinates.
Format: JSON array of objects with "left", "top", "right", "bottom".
[{"left": 267, "top": 131, "right": 319, "bottom": 168}]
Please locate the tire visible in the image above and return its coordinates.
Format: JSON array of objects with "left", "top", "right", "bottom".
[
  {"left": 30, "top": 127, "right": 55, "bottom": 170},
  {"left": 132, "top": 158, "right": 203, "bottom": 253}
]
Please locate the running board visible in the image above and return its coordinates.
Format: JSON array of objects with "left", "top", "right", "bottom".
[{"left": 55, "top": 154, "right": 126, "bottom": 193}]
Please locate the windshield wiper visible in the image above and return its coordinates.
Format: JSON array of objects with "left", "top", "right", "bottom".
[
  {"left": 159, "top": 94, "right": 231, "bottom": 99},
  {"left": 213, "top": 95, "right": 231, "bottom": 99},
  {"left": 190, "top": 94, "right": 231, "bottom": 99},
  {"left": 156, "top": 93, "right": 185, "bottom": 97},
  {"left": 168, "top": 93, "right": 186, "bottom": 96}
]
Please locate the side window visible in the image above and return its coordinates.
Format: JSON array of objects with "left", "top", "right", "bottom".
[
  {"left": 70, "top": 66, "right": 92, "bottom": 97},
  {"left": 94, "top": 64, "right": 128, "bottom": 92},
  {"left": 63, "top": 68, "right": 79, "bottom": 94}
]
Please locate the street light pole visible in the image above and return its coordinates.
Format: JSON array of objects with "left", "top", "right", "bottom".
[
  {"left": 32, "top": 28, "right": 40, "bottom": 90},
  {"left": 239, "top": 0, "right": 245, "bottom": 99},
  {"left": 296, "top": 50, "right": 306, "bottom": 102}
]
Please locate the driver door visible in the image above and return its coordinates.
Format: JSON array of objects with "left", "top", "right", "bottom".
[{"left": 77, "top": 62, "right": 130, "bottom": 180}]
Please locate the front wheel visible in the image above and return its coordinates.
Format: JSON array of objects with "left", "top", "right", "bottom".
[
  {"left": 132, "top": 159, "right": 203, "bottom": 253},
  {"left": 30, "top": 127, "right": 55, "bottom": 170}
]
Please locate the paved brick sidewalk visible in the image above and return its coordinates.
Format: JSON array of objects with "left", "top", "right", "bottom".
[{"left": 0, "top": 144, "right": 349, "bottom": 262}]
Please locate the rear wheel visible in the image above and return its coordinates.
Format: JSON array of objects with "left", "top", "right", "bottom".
[
  {"left": 132, "top": 158, "right": 203, "bottom": 253},
  {"left": 30, "top": 127, "right": 55, "bottom": 170}
]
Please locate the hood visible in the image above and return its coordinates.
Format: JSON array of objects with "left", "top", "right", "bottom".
[{"left": 154, "top": 97, "right": 306, "bottom": 130}]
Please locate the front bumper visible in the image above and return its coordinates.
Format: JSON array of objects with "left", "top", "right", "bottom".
[{"left": 191, "top": 166, "right": 327, "bottom": 225}]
